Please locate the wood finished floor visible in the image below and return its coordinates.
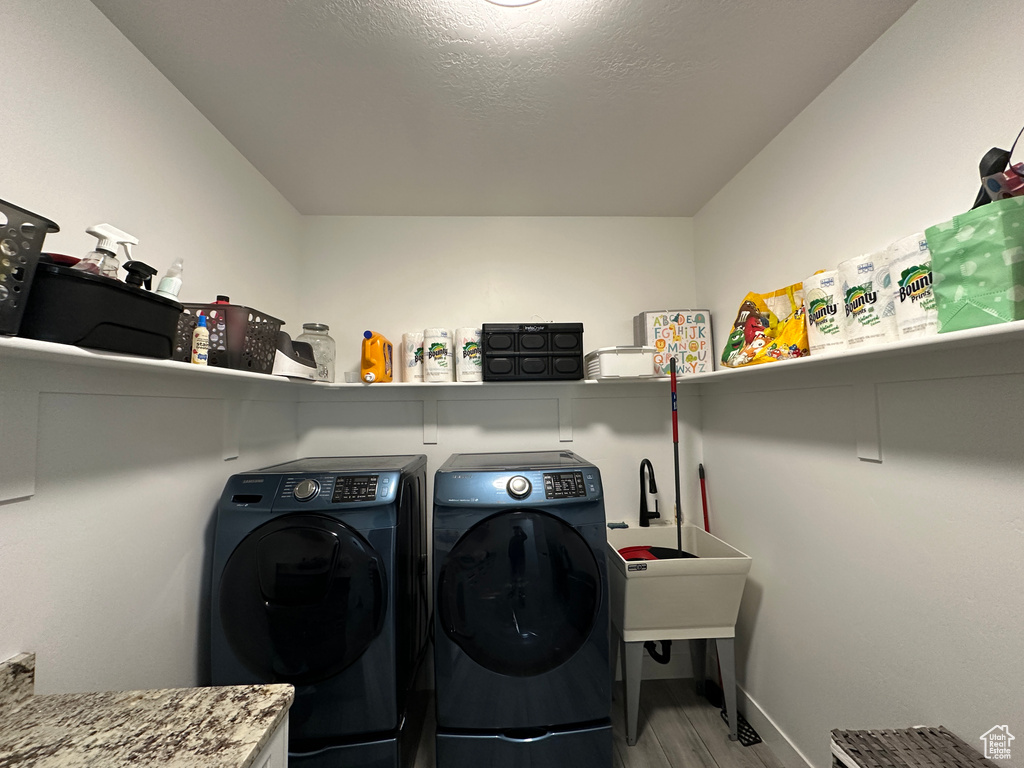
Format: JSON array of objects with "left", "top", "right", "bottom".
[{"left": 413, "top": 679, "right": 784, "bottom": 768}]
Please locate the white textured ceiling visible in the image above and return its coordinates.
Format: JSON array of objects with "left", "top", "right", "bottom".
[{"left": 90, "top": 0, "right": 915, "bottom": 216}]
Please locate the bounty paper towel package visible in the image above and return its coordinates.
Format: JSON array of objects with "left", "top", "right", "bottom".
[
  {"left": 423, "top": 328, "right": 455, "bottom": 382},
  {"left": 455, "top": 327, "right": 482, "bottom": 382},
  {"left": 803, "top": 270, "right": 848, "bottom": 356},
  {"left": 838, "top": 252, "right": 898, "bottom": 349},
  {"left": 886, "top": 233, "right": 938, "bottom": 340},
  {"left": 401, "top": 332, "right": 424, "bottom": 382}
]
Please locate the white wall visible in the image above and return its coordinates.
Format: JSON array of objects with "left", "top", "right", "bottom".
[
  {"left": 3, "top": 0, "right": 302, "bottom": 318},
  {"left": 694, "top": 0, "right": 1024, "bottom": 765},
  {"left": 301, "top": 216, "right": 696, "bottom": 374},
  {"left": 0, "top": 360, "right": 298, "bottom": 694},
  {"left": 0, "top": 0, "right": 303, "bottom": 692}
]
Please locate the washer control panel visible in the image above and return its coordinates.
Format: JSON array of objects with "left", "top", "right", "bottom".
[
  {"left": 332, "top": 475, "right": 380, "bottom": 503},
  {"left": 275, "top": 473, "right": 390, "bottom": 506},
  {"left": 543, "top": 471, "right": 587, "bottom": 499}
]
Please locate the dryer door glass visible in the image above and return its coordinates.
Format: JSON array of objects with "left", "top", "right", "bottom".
[
  {"left": 219, "top": 514, "right": 387, "bottom": 685},
  {"left": 438, "top": 510, "right": 600, "bottom": 677}
]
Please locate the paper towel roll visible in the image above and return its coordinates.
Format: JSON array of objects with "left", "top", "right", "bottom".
[
  {"left": 423, "top": 328, "right": 455, "bottom": 382},
  {"left": 886, "top": 233, "right": 938, "bottom": 340},
  {"left": 838, "top": 251, "right": 898, "bottom": 349},
  {"left": 803, "top": 270, "right": 848, "bottom": 356},
  {"left": 401, "top": 332, "right": 424, "bottom": 382},
  {"left": 455, "top": 327, "right": 482, "bottom": 382}
]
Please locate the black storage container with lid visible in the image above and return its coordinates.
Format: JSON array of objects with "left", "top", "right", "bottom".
[
  {"left": 18, "top": 259, "right": 183, "bottom": 359},
  {"left": 481, "top": 322, "right": 584, "bottom": 381}
]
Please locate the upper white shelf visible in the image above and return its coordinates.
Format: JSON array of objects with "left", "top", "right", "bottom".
[
  {"left": 0, "top": 335, "right": 290, "bottom": 385},
  {"left": 2, "top": 319, "right": 1022, "bottom": 390},
  {"left": 685, "top": 320, "right": 1024, "bottom": 383}
]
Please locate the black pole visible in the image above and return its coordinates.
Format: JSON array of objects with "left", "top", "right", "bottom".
[{"left": 670, "top": 357, "right": 682, "bottom": 555}]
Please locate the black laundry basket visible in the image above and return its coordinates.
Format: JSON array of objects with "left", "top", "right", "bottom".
[
  {"left": 0, "top": 198, "right": 59, "bottom": 335},
  {"left": 175, "top": 303, "right": 283, "bottom": 374}
]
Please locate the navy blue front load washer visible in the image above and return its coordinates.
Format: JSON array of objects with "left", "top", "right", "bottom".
[
  {"left": 210, "top": 456, "right": 428, "bottom": 768},
  {"left": 432, "top": 451, "right": 612, "bottom": 768}
]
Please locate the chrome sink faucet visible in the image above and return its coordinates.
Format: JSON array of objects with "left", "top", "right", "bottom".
[{"left": 639, "top": 459, "right": 659, "bottom": 527}]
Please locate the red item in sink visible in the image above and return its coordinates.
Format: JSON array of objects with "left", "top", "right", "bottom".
[
  {"left": 618, "top": 545, "right": 698, "bottom": 561},
  {"left": 618, "top": 545, "right": 662, "bottom": 561}
]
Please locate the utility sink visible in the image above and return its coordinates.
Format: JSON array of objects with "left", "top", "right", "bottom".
[
  {"left": 607, "top": 522, "right": 752, "bottom": 745},
  {"left": 606, "top": 522, "right": 752, "bottom": 642}
]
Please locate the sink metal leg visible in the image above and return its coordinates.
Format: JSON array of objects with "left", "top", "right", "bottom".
[
  {"left": 610, "top": 631, "right": 621, "bottom": 700},
  {"left": 621, "top": 640, "right": 644, "bottom": 746},
  {"left": 716, "top": 637, "right": 739, "bottom": 741},
  {"left": 688, "top": 639, "right": 707, "bottom": 696}
]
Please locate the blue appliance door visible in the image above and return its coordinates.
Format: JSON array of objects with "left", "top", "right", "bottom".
[
  {"left": 219, "top": 513, "right": 388, "bottom": 686},
  {"left": 434, "top": 509, "right": 610, "bottom": 729}
]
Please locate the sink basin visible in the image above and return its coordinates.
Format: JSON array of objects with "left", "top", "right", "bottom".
[{"left": 606, "top": 523, "right": 751, "bottom": 641}]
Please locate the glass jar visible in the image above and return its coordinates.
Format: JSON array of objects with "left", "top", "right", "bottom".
[{"left": 296, "top": 323, "right": 336, "bottom": 383}]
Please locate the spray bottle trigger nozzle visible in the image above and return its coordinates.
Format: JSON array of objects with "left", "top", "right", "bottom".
[{"left": 122, "top": 260, "right": 158, "bottom": 289}]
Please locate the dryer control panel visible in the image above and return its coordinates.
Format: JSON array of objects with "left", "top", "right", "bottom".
[
  {"left": 543, "top": 471, "right": 587, "bottom": 499},
  {"left": 435, "top": 467, "right": 600, "bottom": 506}
]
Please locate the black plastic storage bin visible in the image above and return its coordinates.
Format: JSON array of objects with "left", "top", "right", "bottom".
[
  {"left": 481, "top": 322, "right": 584, "bottom": 381},
  {"left": 0, "top": 198, "right": 60, "bottom": 335},
  {"left": 18, "top": 262, "right": 183, "bottom": 358},
  {"left": 174, "top": 304, "right": 283, "bottom": 374}
]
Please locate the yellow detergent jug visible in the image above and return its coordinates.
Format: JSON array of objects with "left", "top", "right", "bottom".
[{"left": 361, "top": 330, "right": 394, "bottom": 383}]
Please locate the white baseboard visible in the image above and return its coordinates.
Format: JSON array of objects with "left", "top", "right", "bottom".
[{"left": 734, "top": 684, "right": 815, "bottom": 768}]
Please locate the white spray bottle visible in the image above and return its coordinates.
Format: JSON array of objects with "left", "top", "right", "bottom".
[{"left": 73, "top": 224, "right": 139, "bottom": 280}]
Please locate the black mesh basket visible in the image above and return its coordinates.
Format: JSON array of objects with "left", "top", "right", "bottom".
[
  {"left": 175, "top": 303, "right": 283, "bottom": 374},
  {"left": 0, "top": 199, "right": 59, "bottom": 335}
]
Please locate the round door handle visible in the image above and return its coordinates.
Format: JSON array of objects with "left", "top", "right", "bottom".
[
  {"left": 507, "top": 475, "right": 531, "bottom": 499},
  {"left": 293, "top": 478, "right": 320, "bottom": 501}
]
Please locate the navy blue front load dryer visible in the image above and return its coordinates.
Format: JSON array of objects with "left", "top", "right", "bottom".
[
  {"left": 210, "top": 456, "right": 428, "bottom": 768},
  {"left": 432, "top": 451, "right": 612, "bottom": 768}
]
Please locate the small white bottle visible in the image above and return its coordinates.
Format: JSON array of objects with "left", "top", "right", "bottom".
[
  {"left": 191, "top": 314, "right": 209, "bottom": 365},
  {"left": 155, "top": 257, "right": 184, "bottom": 300}
]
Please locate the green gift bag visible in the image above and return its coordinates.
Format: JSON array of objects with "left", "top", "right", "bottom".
[{"left": 925, "top": 196, "right": 1024, "bottom": 332}]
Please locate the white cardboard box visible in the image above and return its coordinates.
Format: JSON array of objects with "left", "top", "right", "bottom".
[{"left": 632, "top": 309, "right": 714, "bottom": 375}]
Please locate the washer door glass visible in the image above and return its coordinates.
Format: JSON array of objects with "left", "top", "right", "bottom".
[
  {"left": 219, "top": 514, "right": 387, "bottom": 685},
  {"left": 438, "top": 510, "right": 600, "bottom": 677}
]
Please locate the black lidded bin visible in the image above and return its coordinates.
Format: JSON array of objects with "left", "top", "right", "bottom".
[
  {"left": 0, "top": 198, "right": 59, "bottom": 335},
  {"left": 481, "top": 323, "right": 584, "bottom": 381},
  {"left": 18, "top": 262, "right": 183, "bottom": 358}
]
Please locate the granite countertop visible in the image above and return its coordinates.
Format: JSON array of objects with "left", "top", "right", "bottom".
[{"left": 0, "top": 654, "right": 293, "bottom": 768}]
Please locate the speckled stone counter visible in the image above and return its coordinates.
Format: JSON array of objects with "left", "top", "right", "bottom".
[{"left": 0, "top": 654, "right": 293, "bottom": 768}]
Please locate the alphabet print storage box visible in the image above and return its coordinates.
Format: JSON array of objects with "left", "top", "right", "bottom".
[
  {"left": 925, "top": 196, "right": 1024, "bottom": 333},
  {"left": 633, "top": 310, "right": 714, "bottom": 375}
]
